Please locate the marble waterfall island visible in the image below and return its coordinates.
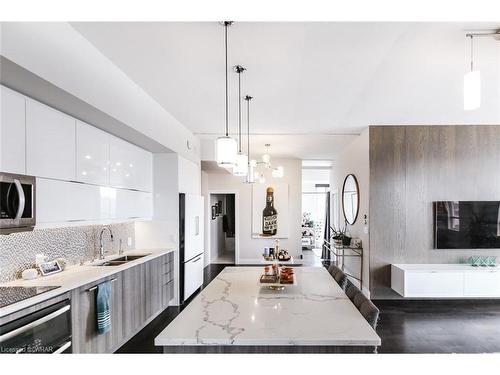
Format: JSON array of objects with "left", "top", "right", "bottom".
[{"left": 155, "top": 267, "right": 380, "bottom": 353}]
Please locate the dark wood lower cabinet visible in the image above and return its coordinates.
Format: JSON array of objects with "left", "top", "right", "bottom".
[{"left": 71, "top": 253, "right": 174, "bottom": 353}]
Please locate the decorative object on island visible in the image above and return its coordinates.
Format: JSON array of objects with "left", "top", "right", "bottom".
[
  {"left": 262, "top": 187, "right": 278, "bottom": 236},
  {"left": 215, "top": 21, "right": 237, "bottom": 167},
  {"left": 259, "top": 265, "right": 295, "bottom": 290},
  {"left": 342, "top": 174, "right": 360, "bottom": 225}
]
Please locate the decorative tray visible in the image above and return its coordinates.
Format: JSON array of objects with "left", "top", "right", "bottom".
[{"left": 259, "top": 273, "right": 297, "bottom": 287}]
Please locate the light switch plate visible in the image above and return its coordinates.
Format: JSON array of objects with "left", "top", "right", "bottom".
[{"left": 127, "top": 237, "right": 132, "bottom": 246}]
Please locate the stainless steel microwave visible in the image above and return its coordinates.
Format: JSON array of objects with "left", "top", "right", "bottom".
[{"left": 0, "top": 172, "right": 36, "bottom": 234}]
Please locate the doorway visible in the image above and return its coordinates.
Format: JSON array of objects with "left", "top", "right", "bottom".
[{"left": 209, "top": 193, "right": 236, "bottom": 264}]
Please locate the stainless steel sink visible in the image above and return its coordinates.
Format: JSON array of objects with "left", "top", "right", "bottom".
[{"left": 93, "top": 254, "right": 151, "bottom": 266}]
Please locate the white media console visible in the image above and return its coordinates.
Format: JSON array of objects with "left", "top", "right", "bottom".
[{"left": 391, "top": 264, "right": 500, "bottom": 298}]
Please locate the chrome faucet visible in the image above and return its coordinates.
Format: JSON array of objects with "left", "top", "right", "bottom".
[{"left": 98, "top": 227, "right": 114, "bottom": 260}]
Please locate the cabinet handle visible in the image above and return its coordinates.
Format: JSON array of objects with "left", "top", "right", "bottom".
[
  {"left": 192, "top": 256, "right": 201, "bottom": 263},
  {"left": 86, "top": 277, "right": 117, "bottom": 292}
]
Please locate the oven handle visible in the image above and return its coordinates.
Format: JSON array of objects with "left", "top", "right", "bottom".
[
  {"left": 0, "top": 305, "right": 70, "bottom": 343},
  {"left": 13, "top": 179, "right": 25, "bottom": 222},
  {"left": 53, "top": 340, "right": 72, "bottom": 354}
]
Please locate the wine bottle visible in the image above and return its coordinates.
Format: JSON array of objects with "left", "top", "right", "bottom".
[{"left": 262, "top": 187, "right": 278, "bottom": 236}]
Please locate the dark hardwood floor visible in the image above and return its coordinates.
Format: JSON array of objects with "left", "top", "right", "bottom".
[{"left": 117, "top": 263, "right": 500, "bottom": 354}]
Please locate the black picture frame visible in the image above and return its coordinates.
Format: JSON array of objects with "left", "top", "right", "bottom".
[
  {"left": 211, "top": 206, "right": 216, "bottom": 220},
  {"left": 218, "top": 200, "right": 223, "bottom": 214}
]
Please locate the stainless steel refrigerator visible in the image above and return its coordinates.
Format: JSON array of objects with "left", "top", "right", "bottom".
[{"left": 179, "top": 193, "right": 204, "bottom": 303}]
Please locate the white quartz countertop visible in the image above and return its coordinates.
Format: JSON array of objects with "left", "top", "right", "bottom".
[
  {"left": 155, "top": 266, "right": 381, "bottom": 347},
  {"left": 0, "top": 248, "right": 174, "bottom": 318}
]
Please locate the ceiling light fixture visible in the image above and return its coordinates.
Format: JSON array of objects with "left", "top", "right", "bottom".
[
  {"left": 243, "top": 95, "right": 255, "bottom": 184},
  {"left": 232, "top": 65, "right": 248, "bottom": 177},
  {"left": 464, "top": 29, "right": 500, "bottom": 111},
  {"left": 216, "top": 21, "right": 238, "bottom": 167}
]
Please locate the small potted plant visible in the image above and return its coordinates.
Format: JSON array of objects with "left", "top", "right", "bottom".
[{"left": 331, "top": 225, "right": 351, "bottom": 247}]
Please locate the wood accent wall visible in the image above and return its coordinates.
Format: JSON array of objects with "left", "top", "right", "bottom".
[{"left": 369, "top": 125, "right": 500, "bottom": 299}]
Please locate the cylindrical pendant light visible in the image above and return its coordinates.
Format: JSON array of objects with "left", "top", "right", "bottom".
[
  {"left": 464, "top": 34, "right": 481, "bottom": 111},
  {"left": 244, "top": 95, "right": 255, "bottom": 183},
  {"left": 216, "top": 21, "right": 238, "bottom": 167},
  {"left": 232, "top": 65, "right": 248, "bottom": 176}
]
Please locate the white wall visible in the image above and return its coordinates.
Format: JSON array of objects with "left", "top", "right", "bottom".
[
  {"left": 331, "top": 128, "right": 370, "bottom": 292},
  {"left": 204, "top": 158, "right": 302, "bottom": 263}
]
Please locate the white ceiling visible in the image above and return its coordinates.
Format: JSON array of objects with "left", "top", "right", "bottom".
[{"left": 70, "top": 22, "right": 500, "bottom": 159}]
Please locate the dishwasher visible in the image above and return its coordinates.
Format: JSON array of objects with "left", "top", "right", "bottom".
[{"left": 0, "top": 299, "right": 72, "bottom": 354}]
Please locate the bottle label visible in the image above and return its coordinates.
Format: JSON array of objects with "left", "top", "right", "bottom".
[{"left": 263, "top": 214, "right": 277, "bottom": 232}]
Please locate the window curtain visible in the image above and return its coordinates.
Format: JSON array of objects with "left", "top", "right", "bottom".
[{"left": 321, "top": 191, "right": 331, "bottom": 260}]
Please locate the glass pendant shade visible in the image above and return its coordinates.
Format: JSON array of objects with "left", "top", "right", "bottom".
[
  {"left": 262, "top": 153, "right": 271, "bottom": 164},
  {"left": 233, "top": 153, "right": 248, "bottom": 176},
  {"left": 244, "top": 164, "right": 255, "bottom": 183},
  {"left": 464, "top": 70, "right": 481, "bottom": 110},
  {"left": 216, "top": 136, "right": 237, "bottom": 167}
]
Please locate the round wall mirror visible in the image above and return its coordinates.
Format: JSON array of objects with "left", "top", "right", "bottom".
[{"left": 342, "top": 174, "right": 359, "bottom": 225}]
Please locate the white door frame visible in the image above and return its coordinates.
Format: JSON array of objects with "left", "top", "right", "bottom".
[{"left": 207, "top": 190, "right": 240, "bottom": 264}]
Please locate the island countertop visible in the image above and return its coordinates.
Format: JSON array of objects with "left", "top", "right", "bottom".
[{"left": 155, "top": 266, "right": 380, "bottom": 349}]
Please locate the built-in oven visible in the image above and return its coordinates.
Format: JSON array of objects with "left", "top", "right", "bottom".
[
  {"left": 0, "top": 172, "right": 36, "bottom": 234},
  {"left": 0, "top": 299, "right": 72, "bottom": 354}
]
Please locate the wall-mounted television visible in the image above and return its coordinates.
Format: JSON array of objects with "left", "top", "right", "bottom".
[{"left": 434, "top": 201, "right": 500, "bottom": 249}]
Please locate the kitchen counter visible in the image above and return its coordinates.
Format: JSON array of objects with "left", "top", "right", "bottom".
[
  {"left": 155, "top": 267, "right": 380, "bottom": 353},
  {"left": 0, "top": 248, "right": 174, "bottom": 318}
]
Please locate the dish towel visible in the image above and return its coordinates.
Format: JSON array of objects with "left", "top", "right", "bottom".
[{"left": 96, "top": 281, "right": 112, "bottom": 334}]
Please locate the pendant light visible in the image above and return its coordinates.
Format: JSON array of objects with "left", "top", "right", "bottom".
[
  {"left": 464, "top": 34, "right": 480, "bottom": 111},
  {"left": 243, "top": 95, "right": 255, "bottom": 183},
  {"left": 216, "top": 21, "right": 238, "bottom": 167},
  {"left": 262, "top": 143, "right": 271, "bottom": 167},
  {"left": 232, "top": 65, "right": 248, "bottom": 176}
]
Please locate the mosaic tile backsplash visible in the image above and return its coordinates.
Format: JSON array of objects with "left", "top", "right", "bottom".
[{"left": 0, "top": 222, "right": 135, "bottom": 282}]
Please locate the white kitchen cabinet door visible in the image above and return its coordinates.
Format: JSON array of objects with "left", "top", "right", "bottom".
[
  {"left": 26, "top": 100, "right": 76, "bottom": 180},
  {"left": 37, "top": 178, "right": 101, "bottom": 223},
  {"left": 464, "top": 271, "right": 500, "bottom": 297},
  {"left": 184, "top": 254, "right": 204, "bottom": 300},
  {"left": 405, "top": 271, "right": 463, "bottom": 298},
  {"left": 0, "top": 86, "right": 26, "bottom": 174},
  {"left": 109, "top": 135, "right": 152, "bottom": 192},
  {"left": 76, "top": 120, "right": 110, "bottom": 186},
  {"left": 115, "top": 189, "right": 152, "bottom": 219},
  {"left": 135, "top": 147, "right": 153, "bottom": 192}
]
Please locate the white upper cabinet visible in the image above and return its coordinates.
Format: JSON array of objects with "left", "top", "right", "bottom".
[
  {"left": 26, "top": 99, "right": 76, "bottom": 180},
  {"left": 76, "top": 120, "right": 110, "bottom": 186},
  {"left": 0, "top": 86, "right": 26, "bottom": 174},
  {"left": 109, "top": 135, "right": 152, "bottom": 192}
]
